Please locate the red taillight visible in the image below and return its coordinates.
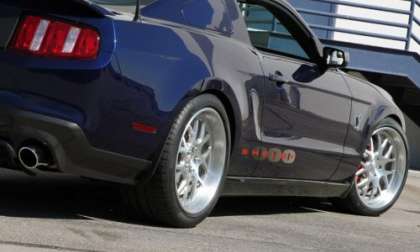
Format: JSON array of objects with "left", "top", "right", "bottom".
[{"left": 10, "top": 16, "right": 100, "bottom": 60}]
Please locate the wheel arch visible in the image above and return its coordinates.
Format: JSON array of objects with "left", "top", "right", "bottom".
[
  {"left": 386, "top": 114, "right": 404, "bottom": 129},
  {"left": 361, "top": 106, "right": 409, "bottom": 162},
  {"left": 137, "top": 77, "right": 244, "bottom": 184},
  {"left": 377, "top": 107, "right": 406, "bottom": 133},
  {"left": 363, "top": 101, "right": 405, "bottom": 134},
  {"left": 200, "top": 78, "right": 243, "bottom": 154}
]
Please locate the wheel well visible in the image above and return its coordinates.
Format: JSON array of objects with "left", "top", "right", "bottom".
[
  {"left": 203, "top": 90, "right": 236, "bottom": 152},
  {"left": 387, "top": 114, "right": 403, "bottom": 127}
]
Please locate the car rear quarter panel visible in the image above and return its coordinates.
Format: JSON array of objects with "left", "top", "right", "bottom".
[{"left": 113, "top": 17, "right": 264, "bottom": 169}]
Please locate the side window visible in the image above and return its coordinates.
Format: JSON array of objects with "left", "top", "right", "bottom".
[
  {"left": 182, "top": 0, "right": 233, "bottom": 34},
  {"left": 239, "top": 3, "right": 309, "bottom": 60}
]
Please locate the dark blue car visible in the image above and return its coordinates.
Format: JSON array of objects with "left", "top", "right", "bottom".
[{"left": 0, "top": 0, "right": 409, "bottom": 227}]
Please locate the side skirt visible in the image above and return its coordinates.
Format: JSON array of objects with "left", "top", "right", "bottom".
[{"left": 222, "top": 176, "right": 351, "bottom": 198}]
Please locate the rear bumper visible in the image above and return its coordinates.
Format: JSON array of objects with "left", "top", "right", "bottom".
[{"left": 0, "top": 107, "right": 152, "bottom": 184}]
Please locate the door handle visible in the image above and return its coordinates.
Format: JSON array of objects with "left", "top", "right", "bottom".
[{"left": 269, "top": 71, "right": 288, "bottom": 86}]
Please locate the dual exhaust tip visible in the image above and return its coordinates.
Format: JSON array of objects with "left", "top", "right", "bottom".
[{"left": 17, "top": 145, "right": 51, "bottom": 171}]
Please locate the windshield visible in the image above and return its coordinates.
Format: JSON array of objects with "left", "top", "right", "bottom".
[{"left": 90, "top": 0, "right": 156, "bottom": 14}]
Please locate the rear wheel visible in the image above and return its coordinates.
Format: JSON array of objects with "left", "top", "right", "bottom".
[
  {"left": 127, "top": 94, "right": 230, "bottom": 227},
  {"left": 335, "top": 118, "right": 408, "bottom": 216}
]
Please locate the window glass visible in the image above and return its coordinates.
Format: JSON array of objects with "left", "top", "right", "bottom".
[{"left": 239, "top": 4, "right": 309, "bottom": 60}]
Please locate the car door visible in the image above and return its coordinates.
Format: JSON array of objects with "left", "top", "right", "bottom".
[{"left": 241, "top": 2, "right": 352, "bottom": 181}]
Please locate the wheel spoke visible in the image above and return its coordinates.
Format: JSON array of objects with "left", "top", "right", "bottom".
[
  {"left": 176, "top": 160, "right": 186, "bottom": 170},
  {"left": 201, "top": 160, "right": 209, "bottom": 174},
  {"left": 186, "top": 125, "right": 194, "bottom": 143},
  {"left": 380, "top": 138, "right": 389, "bottom": 154},
  {"left": 175, "top": 163, "right": 185, "bottom": 181},
  {"left": 365, "top": 138, "right": 375, "bottom": 158},
  {"left": 360, "top": 183, "right": 369, "bottom": 196},
  {"left": 369, "top": 186, "right": 377, "bottom": 199},
  {"left": 376, "top": 133, "right": 382, "bottom": 151},
  {"left": 370, "top": 138, "right": 375, "bottom": 152},
  {"left": 177, "top": 178, "right": 189, "bottom": 196},
  {"left": 182, "top": 136, "right": 187, "bottom": 146},
  {"left": 357, "top": 178, "right": 369, "bottom": 188},
  {"left": 356, "top": 168, "right": 366, "bottom": 176},
  {"left": 189, "top": 175, "right": 198, "bottom": 197},
  {"left": 384, "top": 169, "right": 394, "bottom": 176},
  {"left": 202, "top": 147, "right": 212, "bottom": 160},
  {"left": 380, "top": 158, "right": 396, "bottom": 165},
  {"left": 382, "top": 175, "right": 390, "bottom": 190},
  {"left": 192, "top": 120, "right": 200, "bottom": 142},
  {"left": 175, "top": 172, "right": 182, "bottom": 185},
  {"left": 200, "top": 134, "right": 211, "bottom": 146},
  {"left": 376, "top": 185, "right": 382, "bottom": 195},
  {"left": 384, "top": 145, "right": 394, "bottom": 158},
  {"left": 198, "top": 178, "right": 205, "bottom": 187},
  {"left": 195, "top": 172, "right": 205, "bottom": 187},
  {"left": 180, "top": 137, "right": 189, "bottom": 152},
  {"left": 199, "top": 122, "right": 206, "bottom": 141}
]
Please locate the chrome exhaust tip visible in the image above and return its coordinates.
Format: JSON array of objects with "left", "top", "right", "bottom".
[{"left": 17, "top": 145, "right": 50, "bottom": 170}]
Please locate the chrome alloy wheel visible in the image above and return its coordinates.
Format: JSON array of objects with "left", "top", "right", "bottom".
[
  {"left": 175, "top": 108, "right": 227, "bottom": 215},
  {"left": 355, "top": 127, "right": 407, "bottom": 210}
]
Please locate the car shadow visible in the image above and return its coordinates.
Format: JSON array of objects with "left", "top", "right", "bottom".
[
  {"left": 0, "top": 171, "right": 122, "bottom": 221},
  {"left": 0, "top": 170, "right": 345, "bottom": 225},
  {"left": 211, "top": 196, "right": 335, "bottom": 217}
]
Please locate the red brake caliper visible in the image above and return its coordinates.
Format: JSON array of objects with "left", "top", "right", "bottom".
[
  {"left": 356, "top": 143, "right": 371, "bottom": 183},
  {"left": 356, "top": 164, "right": 363, "bottom": 183}
]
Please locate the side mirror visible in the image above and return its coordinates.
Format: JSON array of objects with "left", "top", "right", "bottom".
[{"left": 324, "top": 47, "right": 349, "bottom": 68}]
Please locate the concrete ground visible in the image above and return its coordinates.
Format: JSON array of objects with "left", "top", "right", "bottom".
[{"left": 0, "top": 169, "right": 419, "bottom": 252}]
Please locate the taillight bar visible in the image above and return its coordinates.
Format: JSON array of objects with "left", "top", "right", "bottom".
[{"left": 10, "top": 16, "right": 100, "bottom": 60}]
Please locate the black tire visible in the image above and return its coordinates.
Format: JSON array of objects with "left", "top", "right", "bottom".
[
  {"left": 127, "top": 94, "right": 231, "bottom": 228},
  {"left": 334, "top": 118, "right": 409, "bottom": 216}
]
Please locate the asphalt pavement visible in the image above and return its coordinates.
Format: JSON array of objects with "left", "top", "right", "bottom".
[{"left": 0, "top": 169, "right": 419, "bottom": 252}]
